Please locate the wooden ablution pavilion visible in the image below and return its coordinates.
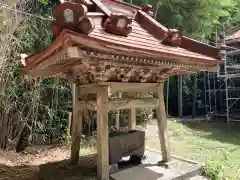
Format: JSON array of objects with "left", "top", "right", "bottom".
[{"left": 20, "top": 0, "right": 222, "bottom": 179}]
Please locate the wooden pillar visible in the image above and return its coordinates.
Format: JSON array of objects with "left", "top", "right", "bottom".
[
  {"left": 67, "top": 111, "right": 72, "bottom": 135},
  {"left": 178, "top": 75, "right": 183, "bottom": 117},
  {"left": 115, "top": 111, "right": 120, "bottom": 130},
  {"left": 192, "top": 74, "right": 197, "bottom": 118},
  {"left": 128, "top": 108, "right": 136, "bottom": 130},
  {"left": 97, "top": 85, "right": 109, "bottom": 180},
  {"left": 115, "top": 93, "right": 121, "bottom": 130},
  {"left": 127, "top": 93, "right": 137, "bottom": 130},
  {"left": 70, "top": 83, "right": 83, "bottom": 165},
  {"left": 166, "top": 77, "right": 170, "bottom": 117},
  {"left": 155, "top": 81, "right": 170, "bottom": 162}
]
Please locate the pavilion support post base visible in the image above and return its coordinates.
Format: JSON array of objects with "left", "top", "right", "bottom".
[
  {"left": 109, "top": 164, "right": 119, "bottom": 175},
  {"left": 155, "top": 81, "right": 171, "bottom": 162},
  {"left": 97, "top": 85, "right": 110, "bottom": 180},
  {"left": 157, "top": 161, "right": 169, "bottom": 168},
  {"left": 70, "top": 84, "right": 83, "bottom": 165}
]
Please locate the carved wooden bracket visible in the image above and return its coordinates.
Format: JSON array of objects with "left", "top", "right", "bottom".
[
  {"left": 162, "top": 29, "right": 182, "bottom": 47},
  {"left": 102, "top": 13, "right": 133, "bottom": 37},
  {"left": 139, "top": 69, "right": 153, "bottom": 82},
  {"left": 51, "top": 2, "right": 95, "bottom": 39}
]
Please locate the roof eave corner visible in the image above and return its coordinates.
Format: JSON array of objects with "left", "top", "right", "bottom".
[{"left": 181, "top": 36, "right": 221, "bottom": 60}]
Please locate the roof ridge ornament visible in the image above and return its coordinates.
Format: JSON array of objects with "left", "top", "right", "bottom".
[
  {"left": 103, "top": 13, "right": 133, "bottom": 36},
  {"left": 91, "top": 0, "right": 133, "bottom": 36},
  {"left": 51, "top": 1, "right": 95, "bottom": 39},
  {"left": 162, "top": 29, "right": 182, "bottom": 47}
]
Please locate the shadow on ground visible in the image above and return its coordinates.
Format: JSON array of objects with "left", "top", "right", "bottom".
[
  {"left": 38, "top": 160, "right": 97, "bottom": 180},
  {"left": 0, "top": 164, "right": 38, "bottom": 180},
  {"left": 0, "top": 154, "right": 159, "bottom": 180},
  {"left": 0, "top": 154, "right": 98, "bottom": 180},
  {"left": 182, "top": 120, "right": 240, "bottom": 146}
]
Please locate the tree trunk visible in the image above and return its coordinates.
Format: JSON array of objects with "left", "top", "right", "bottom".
[{"left": 192, "top": 74, "right": 198, "bottom": 117}]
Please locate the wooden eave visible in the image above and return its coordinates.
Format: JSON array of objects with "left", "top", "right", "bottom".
[
  {"left": 22, "top": 30, "right": 222, "bottom": 70},
  {"left": 20, "top": 30, "right": 221, "bottom": 84}
]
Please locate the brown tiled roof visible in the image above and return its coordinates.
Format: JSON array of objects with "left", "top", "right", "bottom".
[{"left": 90, "top": 21, "right": 218, "bottom": 61}]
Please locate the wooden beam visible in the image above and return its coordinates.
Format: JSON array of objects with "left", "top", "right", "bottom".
[
  {"left": 96, "top": 85, "right": 109, "bottom": 180},
  {"left": 70, "top": 84, "right": 83, "bottom": 165},
  {"left": 79, "top": 98, "right": 159, "bottom": 110},
  {"left": 79, "top": 84, "right": 99, "bottom": 94},
  {"left": 79, "top": 82, "right": 158, "bottom": 94},
  {"left": 106, "top": 82, "right": 158, "bottom": 93},
  {"left": 109, "top": 98, "right": 158, "bottom": 110},
  {"left": 127, "top": 93, "right": 137, "bottom": 130},
  {"left": 155, "top": 82, "right": 170, "bottom": 162},
  {"left": 115, "top": 93, "right": 122, "bottom": 130}
]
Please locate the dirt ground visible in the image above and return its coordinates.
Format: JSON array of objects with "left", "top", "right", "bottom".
[
  {"left": 0, "top": 145, "right": 97, "bottom": 180},
  {"left": 0, "top": 121, "right": 168, "bottom": 180}
]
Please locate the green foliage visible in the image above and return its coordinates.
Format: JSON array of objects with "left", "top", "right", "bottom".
[
  {"left": 230, "top": 0, "right": 240, "bottom": 27},
  {"left": 131, "top": 0, "right": 237, "bottom": 38},
  {"left": 137, "top": 108, "right": 153, "bottom": 125},
  {"left": 203, "top": 158, "right": 225, "bottom": 180},
  {"left": 151, "top": 120, "right": 240, "bottom": 179},
  {"left": 37, "top": 0, "right": 49, "bottom": 5},
  {"left": 203, "top": 150, "right": 235, "bottom": 180},
  {"left": 0, "top": 0, "right": 72, "bottom": 146}
]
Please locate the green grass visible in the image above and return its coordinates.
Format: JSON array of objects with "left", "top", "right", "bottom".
[{"left": 147, "top": 119, "right": 240, "bottom": 179}]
